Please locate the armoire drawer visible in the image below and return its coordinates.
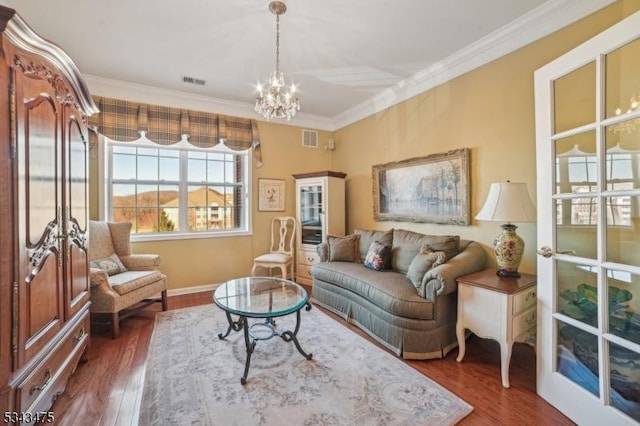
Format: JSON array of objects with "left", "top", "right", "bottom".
[{"left": 16, "top": 312, "right": 89, "bottom": 414}]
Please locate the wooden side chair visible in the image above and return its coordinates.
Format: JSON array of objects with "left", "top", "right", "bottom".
[
  {"left": 88, "top": 221, "right": 168, "bottom": 338},
  {"left": 251, "top": 216, "right": 297, "bottom": 281}
]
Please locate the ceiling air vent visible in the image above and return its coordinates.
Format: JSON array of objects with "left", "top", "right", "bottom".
[
  {"left": 302, "top": 129, "right": 318, "bottom": 148},
  {"left": 181, "top": 75, "right": 206, "bottom": 86}
]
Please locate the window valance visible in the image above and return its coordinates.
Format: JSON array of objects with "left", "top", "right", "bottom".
[{"left": 88, "top": 96, "right": 262, "bottom": 166}]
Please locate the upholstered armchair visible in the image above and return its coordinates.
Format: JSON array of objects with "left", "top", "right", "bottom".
[{"left": 88, "top": 221, "right": 167, "bottom": 338}]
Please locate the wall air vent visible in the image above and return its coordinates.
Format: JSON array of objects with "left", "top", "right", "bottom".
[
  {"left": 302, "top": 129, "right": 318, "bottom": 148},
  {"left": 181, "top": 75, "right": 206, "bottom": 86}
]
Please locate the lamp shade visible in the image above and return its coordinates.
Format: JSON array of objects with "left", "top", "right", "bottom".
[{"left": 475, "top": 182, "right": 536, "bottom": 223}]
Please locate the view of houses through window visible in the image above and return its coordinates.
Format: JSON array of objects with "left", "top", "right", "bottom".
[{"left": 105, "top": 139, "right": 249, "bottom": 236}]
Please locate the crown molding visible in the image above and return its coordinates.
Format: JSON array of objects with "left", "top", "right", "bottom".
[
  {"left": 86, "top": 0, "right": 616, "bottom": 133},
  {"left": 331, "top": 0, "right": 616, "bottom": 130},
  {"left": 84, "top": 74, "right": 336, "bottom": 131}
]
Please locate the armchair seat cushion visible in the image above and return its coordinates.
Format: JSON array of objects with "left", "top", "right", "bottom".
[{"left": 108, "top": 270, "right": 164, "bottom": 295}]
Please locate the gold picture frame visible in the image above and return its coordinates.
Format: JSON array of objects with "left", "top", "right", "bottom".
[
  {"left": 372, "top": 148, "right": 470, "bottom": 225},
  {"left": 258, "top": 178, "right": 286, "bottom": 211}
]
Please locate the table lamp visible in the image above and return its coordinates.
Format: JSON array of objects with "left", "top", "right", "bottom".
[{"left": 475, "top": 181, "right": 536, "bottom": 278}]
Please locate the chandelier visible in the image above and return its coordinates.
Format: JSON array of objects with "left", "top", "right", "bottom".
[
  {"left": 609, "top": 94, "right": 639, "bottom": 134},
  {"left": 255, "top": 1, "right": 300, "bottom": 121}
]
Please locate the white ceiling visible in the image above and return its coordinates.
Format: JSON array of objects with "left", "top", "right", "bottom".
[{"left": 9, "top": 0, "right": 614, "bottom": 130}]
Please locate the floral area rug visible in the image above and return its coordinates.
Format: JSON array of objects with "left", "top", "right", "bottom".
[{"left": 139, "top": 304, "right": 472, "bottom": 425}]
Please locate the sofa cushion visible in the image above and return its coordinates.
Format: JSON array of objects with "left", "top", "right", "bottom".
[
  {"left": 354, "top": 228, "right": 393, "bottom": 263},
  {"left": 91, "top": 253, "right": 128, "bottom": 276},
  {"left": 327, "top": 234, "right": 361, "bottom": 262},
  {"left": 109, "top": 270, "right": 164, "bottom": 295},
  {"left": 392, "top": 229, "right": 460, "bottom": 274},
  {"left": 311, "top": 262, "right": 434, "bottom": 320},
  {"left": 363, "top": 242, "right": 392, "bottom": 271},
  {"left": 406, "top": 245, "right": 447, "bottom": 290}
]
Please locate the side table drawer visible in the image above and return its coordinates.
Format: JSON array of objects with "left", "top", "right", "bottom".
[
  {"left": 512, "top": 307, "right": 536, "bottom": 338},
  {"left": 513, "top": 286, "right": 537, "bottom": 315}
]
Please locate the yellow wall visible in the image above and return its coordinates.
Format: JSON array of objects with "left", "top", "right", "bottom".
[
  {"left": 89, "top": 122, "right": 334, "bottom": 289},
  {"left": 332, "top": 0, "right": 640, "bottom": 275},
  {"left": 90, "top": 1, "right": 640, "bottom": 290}
]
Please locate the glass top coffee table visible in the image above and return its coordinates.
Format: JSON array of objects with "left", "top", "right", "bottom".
[{"left": 213, "top": 276, "right": 313, "bottom": 384}]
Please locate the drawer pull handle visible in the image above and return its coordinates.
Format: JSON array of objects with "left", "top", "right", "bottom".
[
  {"left": 526, "top": 291, "right": 537, "bottom": 301},
  {"left": 73, "top": 326, "right": 86, "bottom": 344},
  {"left": 307, "top": 257, "right": 314, "bottom": 262},
  {"left": 30, "top": 368, "right": 52, "bottom": 395},
  {"left": 525, "top": 314, "right": 536, "bottom": 326}
]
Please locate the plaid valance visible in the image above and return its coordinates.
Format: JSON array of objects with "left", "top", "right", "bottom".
[{"left": 88, "top": 96, "right": 262, "bottom": 166}]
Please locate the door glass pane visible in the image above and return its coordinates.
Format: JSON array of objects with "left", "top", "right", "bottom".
[
  {"left": 605, "top": 126, "right": 640, "bottom": 190},
  {"left": 608, "top": 341, "right": 640, "bottom": 422},
  {"left": 555, "top": 131, "right": 596, "bottom": 195},
  {"left": 555, "top": 198, "right": 597, "bottom": 259},
  {"left": 556, "top": 320, "right": 599, "bottom": 397},
  {"left": 554, "top": 62, "right": 596, "bottom": 133},
  {"left": 606, "top": 195, "right": 640, "bottom": 264},
  {"left": 606, "top": 269, "right": 640, "bottom": 345},
  {"left": 604, "top": 37, "right": 640, "bottom": 120},
  {"left": 300, "top": 185, "right": 323, "bottom": 245},
  {"left": 557, "top": 260, "right": 598, "bottom": 325}
]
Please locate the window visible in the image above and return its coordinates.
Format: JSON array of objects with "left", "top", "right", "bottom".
[{"left": 102, "top": 137, "right": 250, "bottom": 240}]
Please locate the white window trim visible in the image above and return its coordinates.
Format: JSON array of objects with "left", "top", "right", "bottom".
[{"left": 97, "top": 133, "right": 252, "bottom": 242}]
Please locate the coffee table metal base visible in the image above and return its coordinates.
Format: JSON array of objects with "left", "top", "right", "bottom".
[{"left": 218, "top": 302, "right": 313, "bottom": 385}]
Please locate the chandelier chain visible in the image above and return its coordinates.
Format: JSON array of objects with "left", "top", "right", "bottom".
[
  {"left": 254, "top": 1, "right": 300, "bottom": 121},
  {"left": 275, "top": 14, "right": 280, "bottom": 74}
]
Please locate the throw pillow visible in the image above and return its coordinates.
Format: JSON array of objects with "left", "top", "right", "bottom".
[
  {"left": 354, "top": 229, "right": 393, "bottom": 263},
  {"left": 392, "top": 229, "right": 460, "bottom": 274},
  {"left": 363, "top": 241, "right": 392, "bottom": 271},
  {"left": 406, "top": 245, "right": 447, "bottom": 289},
  {"left": 90, "top": 253, "right": 128, "bottom": 276},
  {"left": 327, "top": 234, "right": 361, "bottom": 262}
]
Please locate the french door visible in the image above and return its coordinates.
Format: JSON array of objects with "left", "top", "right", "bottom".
[{"left": 534, "top": 11, "right": 640, "bottom": 425}]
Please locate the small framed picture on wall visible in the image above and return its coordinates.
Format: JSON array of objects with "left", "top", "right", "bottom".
[{"left": 258, "top": 178, "right": 285, "bottom": 211}]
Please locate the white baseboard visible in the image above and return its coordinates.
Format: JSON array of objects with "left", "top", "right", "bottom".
[{"left": 166, "top": 283, "right": 221, "bottom": 297}]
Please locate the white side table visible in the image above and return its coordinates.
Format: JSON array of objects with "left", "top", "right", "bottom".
[{"left": 456, "top": 269, "right": 537, "bottom": 388}]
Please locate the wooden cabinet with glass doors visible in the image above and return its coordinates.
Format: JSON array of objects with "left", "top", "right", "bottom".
[{"left": 293, "top": 171, "right": 346, "bottom": 286}]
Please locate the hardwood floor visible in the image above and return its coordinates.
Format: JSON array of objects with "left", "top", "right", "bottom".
[{"left": 51, "top": 291, "right": 574, "bottom": 425}]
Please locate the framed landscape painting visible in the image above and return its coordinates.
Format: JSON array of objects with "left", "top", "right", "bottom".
[{"left": 372, "top": 148, "right": 470, "bottom": 225}]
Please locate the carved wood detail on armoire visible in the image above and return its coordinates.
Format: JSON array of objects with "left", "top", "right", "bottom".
[{"left": 0, "top": 6, "right": 99, "bottom": 421}]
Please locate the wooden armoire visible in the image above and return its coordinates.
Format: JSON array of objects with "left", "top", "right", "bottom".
[{"left": 0, "top": 6, "right": 99, "bottom": 419}]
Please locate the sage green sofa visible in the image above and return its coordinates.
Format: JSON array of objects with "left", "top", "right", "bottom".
[{"left": 310, "top": 228, "right": 487, "bottom": 359}]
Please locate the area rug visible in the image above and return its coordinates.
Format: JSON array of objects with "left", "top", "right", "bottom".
[{"left": 139, "top": 304, "right": 473, "bottom": 425}]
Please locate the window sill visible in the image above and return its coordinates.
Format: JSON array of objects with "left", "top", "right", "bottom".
[{"left": 130, "top": 229, "right": 251, "bottom": 243}]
